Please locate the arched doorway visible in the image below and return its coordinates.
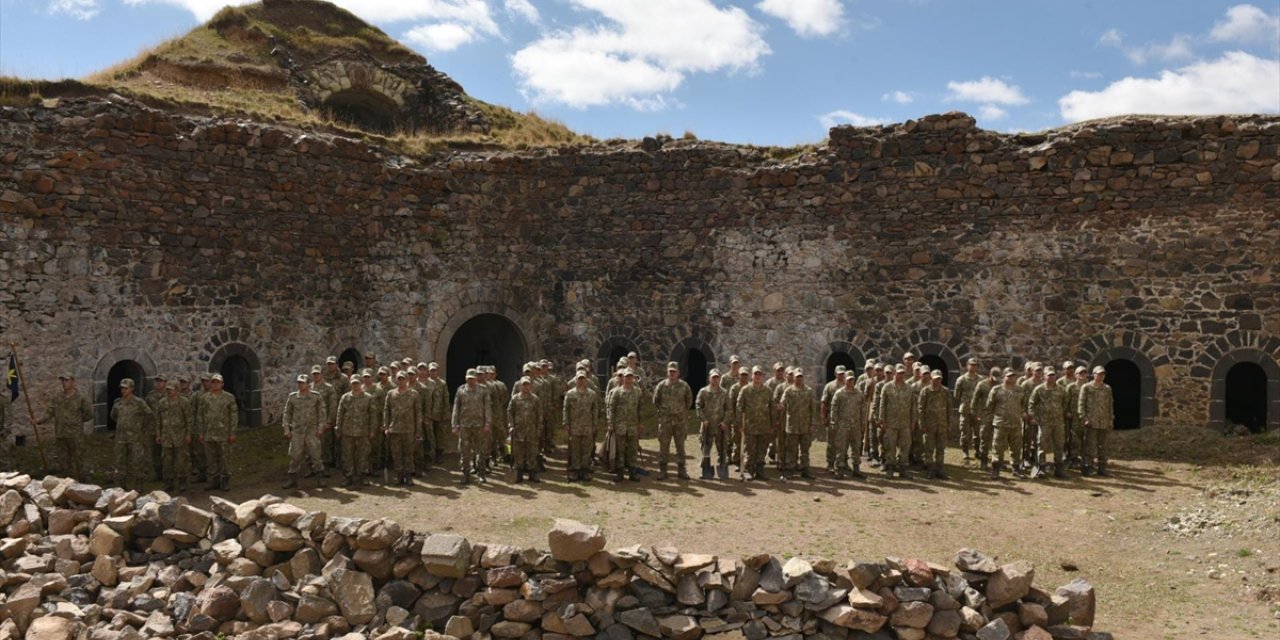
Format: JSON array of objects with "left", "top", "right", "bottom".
[
  {"left": 597, "top": 337, "right": 638, "bottom": 386},
  {"left": 824, "top": 352, "right": 859, "bottom": 386},
  {"left": 1105, "top": 359, "right": 1143, "bottom": 429},
  {"left": 338, "top": 348, "right": 362, "bottom": 373},
  {"left": 446, "top": 314, "right": 527, "bottom": 397},
  {"left": 684, "top": 349, "right": 710, "bottom": 398},
  {"left": 209, "top": 343, "right": 263, "bottom": 428},
  {"left": 919, "top": 354, "right": 950, "bottom": 388},
  {"left": 106, "top": 360, "right": 145, "bottom": 431},
  {"left": 220, "top": 356, "right": 253, "bottom": 427},
  {"left": 1225, "top": 362, "right": 1268, "bottom": 432}
]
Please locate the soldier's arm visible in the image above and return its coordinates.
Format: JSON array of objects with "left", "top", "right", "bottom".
[
  {"left": 695, "top": 389, "right": 707, "bottom": 422},
  {"left": 335, "top": 397, "right": 348, "bottom": 437},
  {"left": 283, "top": 398, "right": 295, "bottom": 435}
]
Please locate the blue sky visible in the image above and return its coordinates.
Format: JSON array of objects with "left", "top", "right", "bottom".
[{"left": 2, "top": 0, "right": 1278, "bottom": 145}]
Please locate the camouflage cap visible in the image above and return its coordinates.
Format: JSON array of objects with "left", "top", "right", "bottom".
[
  {"left": 627, "top": 351, "right": 638, "bottom": 358},
  {"left": 395, "top": 371, "right": 408, "bottom": 380},
  {"left": 378, "top": 366, "right": 390, "bottom": 375},
  {"left": 199, "top": 372, "right": 212, "bottom": 381},
  {"left": 895, "top": 364, "right": 907, "bottom": 373},
  {"left": 904, "top": 353, "right": 917, "bottom": 360},
  {"left": 623, "top": 369, "right": 636, "bottom": 378},
  {"left": 211, "top": 374, "right": 224, "bottom": 382},
  {"left": 793, "top": 370, "right": 804, "bottom": 378},
  {"left": 349, "top": 375, "right": 363, "bottom": 385},
  {"left": 361, "top": 369, "right": 373, "bottom": 378},
  {"left": 119, "top": 378, "right": 135, "bottom": 388},
  {"left": 967, "top": 357, "right": 979, "bottom": 365},
  {"left": 417, "top": 362, "right": 429, "bottom": 370},
  {"left": 341, "top": 361, "right": 354, "bottom": 371},
  {"left": 540, "top": 359, "right": 551, "bottom": 367},
  {"left": 519, "top": 376, "right": 533, "bottom": 386},
  {"left": 428, "top": 362, "right": 439, "bottom": 370},
  {"left": 177, "top": 374, "right": 190, "bottom": 383},
  {"left": 729, "top": 355, "right": 740, "bottom": 363},
  {"left": 990, "top": 366, "right": 1002, "bottom": 376},
  {"left": 1045, "top": 367, "right": 1057, "bottom": 376},
  {"left": 1062, "top": 360, "right": 1074, "bottom": 370},
  {"left": 366, "top": 353, "right": 376, "bottom": 360},
  {"left": 1031, "top": 362, "right": 1044, "bottom": 371},
  {"left": 667, "top": 361, "right": 678, "bottom": 371},
  {"left": 465, "top": 369, "right": 478, "bottom": 379},
  {"left": 865, "top": 361, "right": 875, "bottom": 370},
  {"left": 931, "top": 370, "right": 943, "bottom": 379},
  {"left": 1076, "top": 365, "right": 1088, "bottom": 373},
  {"left": 401, "top": 357, "right": 413, "bottom": 366},
  {"left": 1092, "top": 366, "right": 1106, "bottom": 374},
  {"left": 751, "top": 366, "right": 764, "bottom": 374},
  {"left": 835, "top": 365, "right": 847, "bottom": 374},
  {"left": 873, "top": 363, "right": 885, "bottom": 371},
  {"left": 919, "top": 365, "right": 930, "bottom": 373},
  {"left": 574, "top": 372, "right": 587, "bottom": 380},
  {"left": 739, "top": 369, "right": 750, "bottom": 377},
  {"left": 310, "top": 365, "right": 323, "bottom": 374},
  {"left": 326, "top": 356, "right": 338, "bottom": 364},
  {"left": 709, "top": 369, "right": 721, "bottom": 378},
  {"left": 773, "top": 362, "right": 785, "bottom": 370},
  {"left": 1003, "top": 368, "right": 1017, "bottom": 377},
  {"left": 295, "top": 375, "right": 308, "bottom": 383},
  {"left": 153, "top": 373, "right": 166, "bottom": 381},
  {"left": 523, "top": 363, "right": 535, "bottom": 373}
]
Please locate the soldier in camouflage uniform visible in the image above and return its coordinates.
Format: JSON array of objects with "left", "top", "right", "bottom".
[
  {"left": 727, "top": 367, "right": 749, "bottom": 468},
  {"left": 720, "top": 356, "right": 742, "bottom": 464},
  {"left": 385, "top": 372, "right": 420, "bottom": 486},
  {"left": 309, "top": 366, "right": 339, "bottom": 468},
  {"left": 540, "top": 360, "right": 564, "bottom": 454},
  {"left": 201, "top": 374, "right": 238, "bottom": 491},
  {"left": 508, "top": 377, "right": 543, "bottom": 483},
  {"left": 563, "top": 372, "right": 601, "bottom": 482},
  {"left": 917, "top": 371, "right": 953, "bottom": 480},
  {"left": 820, "top": 366, "right": 847, "bottom": 472},
  {"left": 336, "top": 375, "right": 378, "bottom": 488},
  {"left": 452, "top": 369, "right": 492, "bottom": 485},
  {"left": 1029, "top": 367, "right": 1070, "bottom": 478},
  {"left": 737, "top": 367, "right": 773, "bottom": 480},
  {"left": 489, "top": 366, "right": 511, "bottom": 468},
  {"left": 154, "top": 381, "right": 193, "bottom": 492},
  {"left": 606, "top": 369, "right": 644, "bottom": 482},
  {"left": 864, "top": 364, "right": 887, "bottom": 465},
  {"left": 145, "top": 374, "right": 168, "bottom": 481},
  {"left": 36, "top": 374, "right": 93, "bottom": 478},
  {"left": 653, "top": 362, "right": 694, "bottom": 480},
  {"left": 189, "top": 373, "right": 211, "bottom": 483},
  {"left": 780, "top": 370, "right": 817, "bottom": 479},
  {"left": 830, "top": 374, "right": 867, "bottom": 479},
  {"left": 985, "top": 369, "right": 1028, "bottom": 479},
  {"left": 764, "top": 363, "right": 786, "bottom": 463},
  {"left": 695, "top": 370, "right": 729, "bottom": 478},
  {"left": 876, "top": 365, "right": 916, "bottom": 478},
  {"left": 908, "top": 364, "right": 930, "bottom": 468},
  {"left": 954, "top": 358, "right": 982, "bottom": 460},
  {"left": 111, "top": 378, "right": 155, "bottom": 492},
  {"left": 1061, "top": 363, "right": 1082, "bottom": 467},
  {"left": 1019, "top": 363, "right": 1046, "bottom": 470},
  {"left": 1078, "top": 366, "right": 1114, "bottom": 477},
  {"left": 971, "top": 367, "right": 1002, "bottom": 470},
  {"left": 282, "top": 374, "right": 328, "bottom": 489},
  {"left": 424, "top": 363, "right": 450, "bottom": 464}
]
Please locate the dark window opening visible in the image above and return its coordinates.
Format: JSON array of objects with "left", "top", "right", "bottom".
[
  {"left": 684, "top": 349, "right": 709, "bottom": 399},
  {"left": 447, "top": 314, "right": 526, "bottom": 400},
  {"left": 339, "top": 348, "right": 362, "bottom": 373},
  {"left": 919, "top": 354, "right": 950, "bottom": 388},
  {"left": 220, "top": 355, "right": 253, "bottom": 427},
  {"left": 1105, "top": 359, "right": 1142, "bottom": 429},
  {"left": 106, "top": 360, "right": 145, "bottom": 431},
  {"left": 1225, "top": 362, "right": 1268, "bottom": 433},
  {"left": 825, "top": 352, "right": 860, "bottom": 386}
]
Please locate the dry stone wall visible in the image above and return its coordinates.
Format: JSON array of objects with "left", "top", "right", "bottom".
[{"left": 0, "top": 97, "right": 1277, "bottom": 432}]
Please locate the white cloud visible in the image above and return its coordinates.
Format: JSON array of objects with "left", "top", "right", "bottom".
[
  {"left": 404, "top": 23, "right": 477, "bottom": 52},
  {"left": 1069, "top": 70, "right": 1103, "bottom": 79},
  {"left": 818, "top": 110, "right": 887, "bottom": 129},
  {"left": 978, "top": 105, "right": 1008, "bottom": 120},
  {"left": 1123, "top": 34, "right": 1195, "bottom": 65},
  {"left": 1059, "top": 51, "right": 1280, "bottom": 122},
  {"left": 512, "top": 0, "right": 769, "bottom": 109},
  {"left": 756, "top": 0, "right": 844, "bottom": 38},
  {"left": 881, "top": 90, "right": 914, "bottom": 104},
  {"left": 1210, "top": 4, "right": 1280, "bottom": 44},
  {"left": 1098, "top": 28, "right": 1123, "bottom": 47},
  {"left": 945, "top": 77, "right": 1029, "bottom": 105},
  {"left": 504, "top": 0, "right": 540, "bottom": 24},
  {"left": 49, "top": 0, "right": 100, "bottom": 20}
]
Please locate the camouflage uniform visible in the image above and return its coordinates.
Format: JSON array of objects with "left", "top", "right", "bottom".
[
  {"left": 971, "top": 373, "right": 999, "bottom": 464},
  {"left": 1029, "top": 380, "right": 1069, "bottom": 472},
  {"left": 780, "top": 382, "right": 817, "bottom": 476},
  {"left": 653, "top": 375, "right": 693, "bottom": 477},
  {"left": 695, "top": 381, "right": 729, "bottom": 470},
  {"left": 488, "top": 374, "right": 510, "bottom": 465},
  {"left": 737, "top": 382, "right": 773, "bottom": 479},
  {"left": 452, "top": 381, "right": 491, "bottom": 480},
  {"left": 415, "top": 375, "right": 434, "bottom": 472},
  {"left": 38, "top": 389, "right": 93, "bottom": 478},
  {"left": 384, "top": 385, "right": 420, "bottom": 483},
  {"left": 366, "top": 374, "right": 389, "bottom": 472},
  {"left": 954, "top": 369, "right": 982, "bottom": 456},
  {"left": 829, "top": 383, "right": 866, "bottom": 475},
  {"left": 508, "top": 387, "right": 543, "bottom": 477},
  {"left": 1078, "top": 379, "right": 1114, "bottom": 475},
  {"left": 725, "top": 370, "right": 746, "bottom": 464},
  {"left": 336, "top": 389, "right": 378, "bottom": 484},
  {"left": 917, "top": 382, "right": 953, "bottom": 475},
  {"left": 820, "top": 375, "right": 844, "bottom": 468},
  {"left": 145, "top": 384, "right": 167, "bottom": 480},
  {"left": 563, "top": 384, "right": 601, "bottom": 478},
  {"left": 283, "top": 388, "right": 327, "bottom": 478},
  {"left": 189, "top": 385, "right": 209, "bottom": 481},
  {"left": 313, "top": 378, "right": 339, "bottom": 466},
  {"left": 1062, "top": 375, "right": 1081, "bottom": 463},
  {"left": 543, "top": 369, "right": 565, "bottom": 451},
  {"left": 985, "top": 382, "right": 1026, "bottom": 473},
  {"left": 875, "top": 380, "right": 916, "bottom": 473},
  {"left": 866, "top": 376, "right": 888, "bottom": 462},
  {"left": 606, "top": 384, "right": 643, "bottom": 477},
  {"left": 202, "top": 390, "right": 238, "bottom": 488},
  {"left": 424, "top": 374, "right": 450, "bottom": 462},
  {"left": 154, "top": 392, "right": 193, "bottom": 491},
  {"left": 1019, "top": 375, "right": 1044, "bottom": 467},
  {"left": 111, "top": 393, "right": 154, "bottom": 491}
]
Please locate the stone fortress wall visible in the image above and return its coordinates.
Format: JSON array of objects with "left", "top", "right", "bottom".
[{"left": 1, "top": 97, "right": 1277, "bottom": 433}]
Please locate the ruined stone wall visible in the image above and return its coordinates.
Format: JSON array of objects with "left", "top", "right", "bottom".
[{"left": 1, "top": 97, "right": 1277, "bottom": 432}]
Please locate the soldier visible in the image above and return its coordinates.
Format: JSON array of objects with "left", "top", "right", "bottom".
[
  {"left": 1060, "top": 361, "right": 1081, "bottom": 467},
  {"left": 111, "top": 378, "right": 154, "bottom": 492},
  {"left": 606, "top": 369, "right": 644, "bottom": 482},
  {"left": 340, "top": 360, "right": 355, "bottom": 386},
  {"left": 1029, "top": 367, "right": 1070, "bottom": 478},
  {"left": 769, "top": 364, "right": 792, "bottom": 465},
  {"left": 413, "top": 363, "right": 435, "bottom": 474},
  {"left": 1020, "top": 363, "right": 1046, "bottom": 470},
  {"left": 917, "top": 370, "right": 953, "bottom": 480},
  {"left": 954, "top": 358, "right": 982, "bottom": 461},
  {"left": 324, "top": 356, "right": 350, "bottom": 396},
  {"left": 653, "top": 362, "right": 693, "bottom": 480},
  {"left": 364, "top": 354, "right": 378, "bottom": 372},
  {"left": 36, "top": 373, "right": 93, "bottom": 478},
  {"left": 508, "top": 377, "right": 543, "bottom": 483},
  {"left": 820, "top": 366, "right": 847, "bottom": 472},
  {"left": 189, "top": 372, "right": 211, "bottom": 483},
  {"left": 154, "top": 380, "right": 193, "bottom": 492},
  {"left": 200, "top": 374, "right": 238, "bottom": 491},
  {"left": 1070, "top": 365, "right": 1089, "bottom": 467},
  {"left": 146, "top": 374, "right": 168, "bottom": 481},
  {"left": 383, "top": 372, "right": 420, "bottom": 485},
  {"left": 452, "top": 369, "right": 492, "bottom": 485},
  {"left": 864, "top": 363, "right": 887, "bottom": 465},
  {"left": 737, "top": 367, "right": 773, "bottom": 480},
  {"left": 360, "top": 370, "right": 384, "bottom": 477},
  {"left": 971, "top": 366, "right": 1001, "bottom": 470},
  {"left": 876, "top": 365, "right": 916, "bottom": 479},
  {"left": 309, "top": 366, "right": 338, "bottom": 469},
  {"left": 721, "top": 356, "right": 742, "bottom": 464},
  {"left": 336, "top": 375, "right": 378, "bottom": 487},
  {"left": 830, "top": 374, "right": 867, "bottom": 479},
  {"left": 488, "top": 366, "right": 511, "bottom": 468},
  {"left": 424, "top": 363, "right": 450, "bottom": 464},
  {"left": 780, "top": 370, "right": 817, "bottom": 480},
  {"left": 1078, "top": 366, "right": 1115, "bottom": 477},
  {"left": 540, "top": 360, "right": 564, "bottom": 454},
  {"left": 727, "top": 367, "right": 750, "bottom": 469},
  {"left": 695, "top": 369, "right": 729, "bottom": 479},
  {"left": 282, "top": 374, "right": 328, "bottom": 489},
  {"left": 908, "top": 364, "right": 929, "bottom": 468},
  {"left": 563, "top": 372, "right": 601, "bottom": 482},
  {"left": 985, "top": 369, "right": 1028, "bottom": 479}
]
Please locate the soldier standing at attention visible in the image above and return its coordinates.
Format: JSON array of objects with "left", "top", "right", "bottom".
[
  {"left": 563, "top": 371, "right": 601, "bottom": 482},
  {"left": 200, "top": 374, "right": 238, "bottom": 491},
  {"left": 540, "top": 360, "right": 564, "bottom": 454},
  {"left": 830, "top": 374, "right": 867, "bottom": 479},
  {"left": 413, "top": 363, "right": 435, "bottom": 475},
  {"left": 653, "top": 362, "right": 694, "bottom": 480},
  {"left": 1029, "top": 367, "right": 1070, "bottom": 478},
  {"left": 111, "top": 378, "right": 154, "bottom": 492},
  {"left": 36, "top": 373, "right": 93, "bottom": 478},
  {"left": 508, "top": 377, "right": 543, "bottom": 483},
  {"left": 1020, "top": 363, "right": 1046, "bottom": 471},
  {"left": 820, "top": 366, "right": 847, "bottom": 472},
  {"left": 765, "top": 362, "right": 786, "bottom": 463},
  {"left": 917, "top": 370, "right": 953, "bottom": 480},
  {"left": 154, "top": 380, "right": 193, "bottom": 492},
  {"left": 282, "top": 374, "right": 328, "bottom": 489},
  {"left": 189, "top": 373, "right": 212, "bottom": 484},
  {"left": 385, "top": 372, "right": 421, "bottom": 486},
  {"left": 728, "top": 368, "right": 750, "bottom": 469},
  {"left": 1060, "top": 362, "right": 1081, "bottom": 467},
  {"left": 146, "top": 374, "right": 168, "bottom": 481},
  {"left": 452, "top": 368, "right": 491, "bottom": 485},
  {"left": 488, "top": 366, "right": 511, "bottom": 469},
  {"left": 1078, "top": 366, "right": 1115, "bottom": 477},
  {"left": 780, "top": 370, "right": 817, "bottom": 480},
  {"left": 695, "top": 369, "right": 729, "bottom": 478},
  {"left": 954, "top": 358, "right": 982, "bottom": 461},
  {"left": 424, "top": 363, "right": 450, "bottom": 464},
  {"left": 865, "top": 364, "right": 887, "bottom": 466},
  {"left": 606, "top": 369, "right": 644, "bottom": 482},
  {"left": 876, "top": 365, "right": 916, "bottom": 479},
  {"left": 985, "top": 369, "right": 1027, "bottom": 480},
  {"left": 336, "top": 375, "right": 378, "bottom": 488},
  {"left": 310, "top": 366, "right": 339, "bottom": 469},
  {"left": 737, "top": 367, "right": 773, "bottom": 480},
  {"left": 971, "top": 367, "right": 1002, "bottom": 470}
]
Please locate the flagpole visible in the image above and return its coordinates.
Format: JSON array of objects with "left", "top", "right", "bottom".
[{"left": 9, "top": 343, "right": 49, "bottom": 473}]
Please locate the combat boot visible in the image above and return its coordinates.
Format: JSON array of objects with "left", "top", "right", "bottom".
[
  {"left": 615, "top": 469, "right": 625, "bottom": 483},
  {"left": 851, "top": 464, "right": 866, "bottom": 480},
  {"left": 800, "top": 467, "right": 814, "bottom": 480},
  {"left": 979, "top": 458, "right": 989, "bottom": 471},
  {"left": 1097, "top": 463, "right": 1110, "bottom": 477},
  {"left": 629, "top": 468, "right": 640, "bottom": 482},
  {"left": 934, "top": 465, "right": 948, "bottom": 480},
  {"left": 459, "top": 470, "right": 471, "bottom": 485},
  {"left": 1081, "top": 465, "right": 1094, "bottom": 477},
  {"left": 207, "top": 477, "right": 221, "bottom": 491},
  {"left": 677, "top": 464, "right": 690, "bottom": 480},
  {"left": 1054, "top": 464, "right": 1068, "bottom": 479},
  {"left": 897, "top": 467, "right": 909, "bottom": 479},
  {"left": 528, "top": 473, "right": 540, "bottom": 484},
  {"left": 342, "top": 475, "right": 355, "bottom": 488},
  {"left": 316, "top": 473, "right": 327, "bottom": 488},
  {"left": 219, "top": 475, "right": 230, "bottom": 491},
  {"left": 658, "top": 463, "right": 669, "bottom": 480},
  {"left": 515, "top": 470, "right": 525, "bottom": 483},
  {"left": 990, "top": 462, "right": 1001, "bottom": 479}
]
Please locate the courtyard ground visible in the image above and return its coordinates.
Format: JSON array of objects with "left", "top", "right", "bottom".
[{"left": 15, "top": 425, "right": 1280, "bottom": 639}]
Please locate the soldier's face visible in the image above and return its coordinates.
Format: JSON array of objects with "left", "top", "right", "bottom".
[
  {"left": 179, "top": 382, "right": 190, "bottom": 392},
  {"left": 298, "top": 382, "right": 308, "bottom": 393},
  {"left": 521, "top": 383, "right": 532, "bottom": 395},
  {"left": 212, "top": 380, "right": 224, "bottom": 392},
  {"left": 1047, "top": 374, "right": 1058, "bottom": 386},
  {"left": 166, "top": 387, "right": 178, "bottom": 397},
  {"left": 710, "top": 376, "right": 720, "bottom": 388},
  {"left": 667, "top": 370, "right": 678, "bottom": 381},
  {"left": 577, "top": 378, "right": 587, "bottom": 389},
  {"left": 845, "top": 379, "right": 856, "bottom": 390},
  {"left": 312, "top": 374, "right": 323, "bottom": 384},
  {"left": 1094, "top": 372, "right": 1105, "bottom": 383},
  {"left": 121, "top": 386, "right": 133, "bottom": 398},
  {"left": 752, "top": 373, "right": 764, "bottom": 386},
  {"left": 155, "top": 380, "right": 167, "bottom": 390},
  {"left": 466, "top": 378, "right": 476, "bottom": 388},
  {"left": 968, "top": 364, "right": 978, "bottom": 374},
  {"left": 352, "top": 382, "right": 364, "bottom": 395},
  {"left": 327, "top": 363, "right": 338, "bottom": 373},
  {"left": 932, "top": 378, "right": 941, "bottom": 388},
  {"left": 60, "top": 379, "right": 74, "bottom": 392},
  {"left": 623, "top": 376, "right": 635, "bottom": 388},
  {"left": 894, "top": 372, "right": 905, "bottom": 383}
]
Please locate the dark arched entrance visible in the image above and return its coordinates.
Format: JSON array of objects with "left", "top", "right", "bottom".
[
  {"left": 209, "top": 342, "right": 263, "bottom": 428},
  {"left": 220, "top": 355, "right": 253, "bottom": 427},
  {"left": 338, "top": 348, "right": 362, "bottom": 373},
  {"left": 684, "top": 349, "right": 710, "bottom": 398},
  {"left": 106, "top": 360, "right": 145, "bottom": 431},
  {"left": 919, "top": 354, "right": 950, "bottom": 388},
  {"left": 1225, "top": 362, "right": 1268, "bottom": 432},
  {"left": 824, "top": 352, "right": 859, "bottom": 386},
  {"left": 323, "top": 89, "right": 400, "bottom": 133},
  {"left": 1105, "top": 359, "right": 1143, "bottom": 429},
  {"left": 446, "top": 314, "right": 526, "bottom": 397}
]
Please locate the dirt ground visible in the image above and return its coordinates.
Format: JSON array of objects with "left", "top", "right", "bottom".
[{"left": 16, "top": 425, "right": 1280, "bottom": 639}]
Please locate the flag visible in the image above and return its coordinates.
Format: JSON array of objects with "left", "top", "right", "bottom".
[{"left": 5, "top": 354, "right": 17, "bottom": 402}]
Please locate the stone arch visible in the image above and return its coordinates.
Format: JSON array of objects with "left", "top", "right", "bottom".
[
  {"left": 1202, "top": 335, "right": 1280, "bottom": 432},
  {"left": 595, "top": 326, "right": 653, "bottom": 387},
  {"left": 893, "top": 329, "right": 972, "bottom": 388},
  {"left": 310, "top": 61, "right": 408, "bottom": 132},
  {"left": 91, "top": 347, "right": 157, "bottom": 431},
  {"left": 667, "top": 334, "right": 720, "bottom": 398},
  {"left": 1075, "top": 330, "right": 1166, "bottom": 428},
  {"left": 431, "top": 301, "right": 539, "bottom": 392},
  {"left": 804, "top": 328, "right": 881, "bottom": 386},
  {"left": 209, "top": 343, "right": 264, "bottom": 428}
]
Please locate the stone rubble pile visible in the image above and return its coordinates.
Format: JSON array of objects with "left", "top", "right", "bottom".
[{"left": 0, "top": 473, "right": 1108, "bottom": 640}]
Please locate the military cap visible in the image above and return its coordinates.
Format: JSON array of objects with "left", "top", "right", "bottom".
[
  {"left": 349, "top": 376, "right": 363, "bottom": 385},
  {"left": 1045, "top": 367, "right": 1057, "bottom": 376},
  {"left": 1062, "top": 360, "right": 1074, "bottom": 370},
  {"left": 874, "top": 363, "right": 885, "bottom": 371},
  {"left": 199, "top": 372, "right": 212, "bottom": 381},
  {"left": 751, "top": 366, "right": 764, "bottom": 374},
  {"left": 361, "top": 370, "right": 373, "bottom": 378},
  {"left": 920, "top": 365, "right": 931, "bottom": 373},
  {"left": 310, "top": 365, "right": 323, "bottom": 374},
  {"left": 119, "top": 378, "right": 135, "bottom": 388},
  {"left": 465, "top": 369, "right": 478, "bottom": 379},
  {"left": 58, "top": 372, "right": 74, "bottom": 380},
  {"left": 416, "top": 362, "right": 428, "bottom": 370},
  {"left": 1003, "top": 368, "right": 1017, "bottom": 377},
  {"left": 990, "top": 366, "right": 1003, "bottom": 376},
  {"left": 574, "top": 372, "right": 587, "bottom": 380},
  {"left": 341, "top": 361, "right": 354, "bottom": 371},
  {"left": 1031, "top": 362, "right": 1044, "bottom": 371},
  {"left": 211, "top": 374, "right": 224, "bottom": 382},
  {"left": 623, "top": 369, "right": 636, "bottom": 378},
  {"left": 1076, "top": 365, "right": 1088, "bottom": 373},
  {"left": 730, "top": 355, "right": 740, "bottom": 363},
  {"left": 429, "top": 362, "right": 440, "bottom": 370},
  {"left": 709, "top": 369, "right": 721, "bottom": 378},
  {"left": 522, "top": 363, "right": 535, "bottom": 373},
  {"left": 967, "top": 357, "right": 979, "bottom": 365},
  {"left": 667, "top": 361, "right": 678, "bottom": 371},
  {"left": 904, "top": 353, "right": 917, "bottom": 360},
  {"left": 627, "top": 351, "right": 638, "bottom": 358},
  {"left": 1092, "top": 365, "right": 1106, "bottom": 374},
  {"left": 864, "top": 361, "right": 875, "bottom": 370},
  {"left": 519, "top": 376, "right": 533, "bottom": 386},
  {"left": 367, "top": 353, "right": 377, "bottom": 360},
  {"left": 401, "top": 357, "right": 412, "bottom": 365},
  {"left": 177, "top": 374, "right": 190, "bottom": 382},
  {"left": 153, "top": 373, "right": 166, "bottom": 381},
  {"left": 793, "top": 370, "right": 804, "bottom": 378},
  {"left": 295, "top": 375, "right": 308, "bottom": 383},
  {"left": 773, "top": 362, "right": 785, "bottom": 370},
  {"left": 540, "top": 359, "right": 551, "bottom": 367},
  {"left": 326, "top": 356, "right": 338, "bottom": 364},
  {"left": 377, "top": 366, "right": 390, "bottom": 375},
  {"left": 931, "top": 370, "right": 943, "bottom": 379},
  {"left": 835, "top": 365, "right": 847, "bottom": 374},
  {"left": 912, "top": 362, "right": 923, "bottom": 371},
  {"left": 395, "top": 371, "right": 407, "bottom": 380},
  {"left": 739, "top": 369, "right": 750, "bottom": 377},
  {"left": 895, "top": 364, "right": 907, "bottom": 373}
]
